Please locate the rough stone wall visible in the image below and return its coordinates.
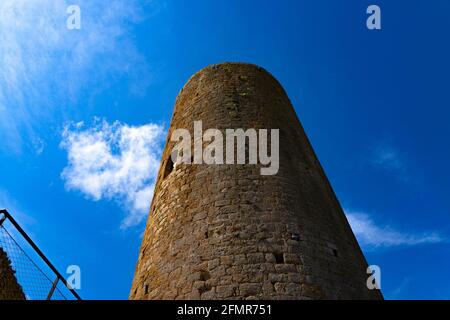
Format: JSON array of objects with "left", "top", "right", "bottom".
[
  {"left": 130, "top": 62, "right": 382, "bottom": 300},
  {"left": 0, "top": 247, "right": 26, "bottom": 300}
]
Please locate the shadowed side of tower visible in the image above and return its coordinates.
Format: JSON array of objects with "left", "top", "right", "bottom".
[
  {"left": 0, "top": 247, "right": 26, "bottom": 300},
  {"left": 130, "top": 62, "right": 382, "bottom": 300}
]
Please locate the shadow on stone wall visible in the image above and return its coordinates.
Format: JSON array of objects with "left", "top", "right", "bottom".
[{"left": 0, "top": 247, "right": 26, "bottom": 300}]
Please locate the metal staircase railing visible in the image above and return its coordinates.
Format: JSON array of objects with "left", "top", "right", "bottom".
[{"left": 0, "top": 208, "right": 81, "bottom": 300}]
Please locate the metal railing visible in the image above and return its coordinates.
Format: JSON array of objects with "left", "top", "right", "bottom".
[{"left": 0, "top": 208, "right": 81, "bottom": 300}]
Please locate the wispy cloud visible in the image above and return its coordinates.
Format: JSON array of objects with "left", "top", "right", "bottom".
[
  {"left": 0, "top": 189, "right": 38, "bottom": 244},
  {"left": 60, "top": 119, "right": 165, "bottom": 229},
  {"left": 0, "top": 190, "right": 36, "bottom": 228},
  {"left": 370, "top": 143, "right": 406, "bottom": 173},
  {"left": 346, "top": 210, "right": 446, "bottom": 249},
  {"left": 388, "top": 277, "right": 411, "bottom": 300},
  {"left": 366, "top": 142, "right": 414, "bottom": 183},
  {"left": 0, "top": 0, "right": 156, "bottom": 153}
]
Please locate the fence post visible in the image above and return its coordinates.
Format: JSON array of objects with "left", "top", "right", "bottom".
[
  {"left": 0, "top": 212, "right": 5, "bottom": 226},
  {"left": 46, "top": 277, "right": 60, "bottom": 300}
]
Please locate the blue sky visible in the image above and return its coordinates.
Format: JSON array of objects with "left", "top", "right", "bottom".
[{"left": 0, "top": 0, "right": 449, "bottom": 299}]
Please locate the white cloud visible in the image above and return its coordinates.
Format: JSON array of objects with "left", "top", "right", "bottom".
[
  {"left": 0, "top": 0, "right": 156, "bottom": 153},
  {"left": 60, "top": 120, "right": 165, "bottom": 229},
  {"left": 346, "top": 211, "right": 446, "bottom": 249}
]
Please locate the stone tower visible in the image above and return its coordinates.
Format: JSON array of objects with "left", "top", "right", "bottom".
[
  {"left": 130, "top": 62, "right": 382, "bottom": 300},
  {"left": 0, "top": 247, "right": 26, "bottom": 300}
]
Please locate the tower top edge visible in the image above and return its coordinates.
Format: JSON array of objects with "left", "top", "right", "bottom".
[
  {"left": 195, "top": 61, "right": 272, "bottom": 77},
  {"left": 178, "top": 62, "right": 282, "bottom": 97}
]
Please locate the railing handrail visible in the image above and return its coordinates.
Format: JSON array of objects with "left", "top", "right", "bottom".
[{"left": 0, "top": 208, "right": 82, "bottom": 300}]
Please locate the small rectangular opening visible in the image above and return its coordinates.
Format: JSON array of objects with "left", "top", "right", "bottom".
[
  {"left": 163, "top": 157, "right": 174, "bottom": 179},
  {"left": 274, "top": 253, "right": 284, "bottom": 264}
]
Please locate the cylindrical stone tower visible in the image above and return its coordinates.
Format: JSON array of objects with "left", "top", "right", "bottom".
[
  {"left": 130, "top": 62, "right": 382, "bottom": 300},
  {"left": 0, "top": 248, "right": 26, "bottom": 300}
]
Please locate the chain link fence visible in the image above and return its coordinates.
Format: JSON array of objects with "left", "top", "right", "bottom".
[{"left": 0, "top": 209, "right": 81, "bottom": 300}]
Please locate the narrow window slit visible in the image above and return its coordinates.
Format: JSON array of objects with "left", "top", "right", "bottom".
[
  {"left": 163, "top": 157, "right": 174, "bottom": 179},
  {"left": 274, "top": 253, "right": 284, "bottom": 264},
  {"left": 291, "top": 233, "right": 300, "bottom": 241}
]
